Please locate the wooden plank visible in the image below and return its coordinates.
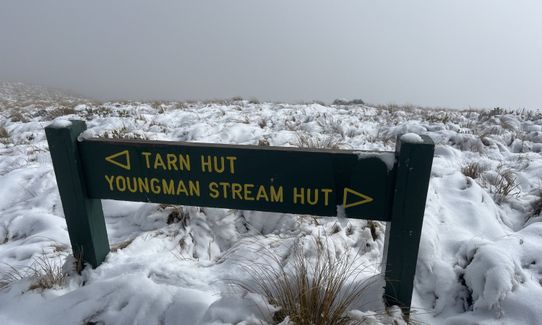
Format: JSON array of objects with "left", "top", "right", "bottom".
[
  {"left": 78, "top": 138, "right": 396, "bottom": 221},
  {"left": 383, "top": 135, "right": 434, "bottom": 313},
  {"left": 45, "top": 121, "right": 110, "bottom": 268}
]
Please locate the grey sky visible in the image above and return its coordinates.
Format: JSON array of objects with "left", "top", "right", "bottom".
[{"left": 1, "top": 0, "right": 541, "bottom": 109}]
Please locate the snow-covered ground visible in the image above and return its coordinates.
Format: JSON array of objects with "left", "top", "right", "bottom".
[{"left": 1, "top": 82, "right": 542, "bottom": 324}]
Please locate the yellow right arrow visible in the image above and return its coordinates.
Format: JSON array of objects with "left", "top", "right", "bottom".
[{"left": 343, "top": 187, "right": 373, "bottom": 208}]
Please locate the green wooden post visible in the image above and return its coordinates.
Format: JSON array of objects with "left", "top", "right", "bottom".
[
  {"left": 383, "top": 135, "right": 434, "bottom": 312},
  {"left": 45, "top": 120, "right": 110, "bottom": 268}
]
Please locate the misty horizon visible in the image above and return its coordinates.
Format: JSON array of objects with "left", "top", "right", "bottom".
[{"left": 1, "top": 1, "right": 541, "bottom": 110}]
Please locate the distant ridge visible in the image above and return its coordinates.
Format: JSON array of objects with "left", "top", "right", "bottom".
[
  {"left": 0, "top": 81, "right": 92, "bottom": 110},
  {"left": 0, "top": 81, "right": 87, "bottom": 102}
]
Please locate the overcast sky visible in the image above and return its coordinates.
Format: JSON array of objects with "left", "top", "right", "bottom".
[{"left": 1, "top": 0, "right": 541, "bottom": 109}]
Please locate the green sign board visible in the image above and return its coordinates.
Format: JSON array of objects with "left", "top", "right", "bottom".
[
  {"left": 45, "top": 120, "right": 434, "bottom": 315},
  {"left": 79, "top": 139, "right": 395, "bottom": 221}
]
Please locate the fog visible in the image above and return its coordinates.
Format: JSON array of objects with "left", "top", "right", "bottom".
[{"left": 1, "top": 0, "right": 541, "bottom": 109}]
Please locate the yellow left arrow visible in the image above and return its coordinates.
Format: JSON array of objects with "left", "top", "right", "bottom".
[
  {"left": 105, "top": 150, "right": 131, "bottom": 170},
  {"left": 343, "top": 187, "right": 373, "bottom": 208}
]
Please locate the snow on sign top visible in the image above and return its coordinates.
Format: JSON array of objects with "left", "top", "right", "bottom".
[
  {"left": 355, "top": 152, "right": 395, "bottom": 171},
  {"left": 49, "top": 118, "right": 73, "bottom": 128},
  {"left": 400, "top": 133, "right": 423, "bottom": 143},
  {"left": 78, "top": 137, "right": 396, "bottom": 221}
]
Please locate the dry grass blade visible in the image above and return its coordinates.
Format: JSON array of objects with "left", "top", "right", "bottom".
[
  {"left": 527, "top": 185, "right": 542, "bottom": 222},
  {"left": 461, "top": 162, "right": 485, "bottom": 179},
  {"left": 488, "top": 169, "right": 520, "bottom": 203},
  {"left": 28, "top": 255, "right": 67, "bottom": 290},
  {"left": 534, "top": 193, "right": 542, "bottom": 217},
  {"left": 230, "top": 237, "right": 385, "bottom": 325},
  {"left": 0, "top": 264, "right": 26, "bottom": 290},
  {"left": 0, "top": 126, "right": 8, "bottom": 138},
  {"left": 0, "top": 254, "right": 67, "bottom": 291},
  {"left": 295, "top": 132, "right": 341, "bottom": 149}
]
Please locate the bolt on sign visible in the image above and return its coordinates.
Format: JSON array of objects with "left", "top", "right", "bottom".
[{"left": 45, "top": 120, "right": 434, "bottom": 313}]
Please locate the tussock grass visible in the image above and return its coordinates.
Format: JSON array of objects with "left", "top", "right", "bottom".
[
  {"left": 163, "top": 205, "right": 190, "bottom": 228},
  {"left": 0, "top": 127, "right": 8, "bottom": 138},
  {"left": 332, "top": 99, "right": 365, "bottom": 106},
  {"left": 295, "top": 132, "right": 341, "bottom": 149},
  {"left": 110, "top": 238, "right": 136, "bottom": 252},
  {"left": 317, "top": 115, "right": 345, "bottom": 137},
  {"left": 257, "top": 138, "right": 270, "bottom": 146},
  {"left": 231, "top": 237, "right": 386, "bottom": 325},
  {"left": 530, "top": 186, "right": 542, "bottom": 220},
  {"left": 478, "top": 107, "right": 507, "bottom": 122},
  {"left": 0, "top": 126, "right": 9, "bottom": 144},
  {"left": 425, "top": 112, "right": 451, "bottom": 124},
  {"left": 150, "top": 100, "right": 165, "bottom": 111},
  {"left": 8, "top": 109, "right": 29, "bottom": 123},
  {"left": 258, "top": 118, "right": 267, "bottom": 128},
  {"left": 101, "top": 126, "right": 149, "bottom": 140},
  {"left": 535, "top": 194, "right": 542, "bottom": 217},
  {"left": 461, "top": 162, "right": 486, "bottom": 179},
  {"left": 0, "top": 254, "right": 67, "bottom": 291},
  {"left": 202, "top": 97, "right": 244, "bottom": 106},
  {"left": 47, "top": 106, "right": 76, "bottom": 119},
  {"left": 492, "top": 170, "right": 520, "bottom": 203},
  {"left": 483, "top": 168, "right": 520, "bottom": 203}
]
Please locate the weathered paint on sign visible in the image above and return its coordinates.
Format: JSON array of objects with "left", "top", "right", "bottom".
[{"left": 79, "top": 139, "right": 396, "bottom": 221}]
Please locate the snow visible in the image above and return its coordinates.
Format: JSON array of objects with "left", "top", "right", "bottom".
[
  {"left": 355, "top": 152, "right": 396, "bottom": 171},
  {"left": 48, "top": 118, "right": 72, "bottom": 128},
  {"left": 1, "top": 82, "right": 542, "bottom": 324},
  {"left": 400, "top": 132, "right": 423, "bottom": 143},
  {"left": 336, "top": 204, "right": 347, "bottom": 226}
]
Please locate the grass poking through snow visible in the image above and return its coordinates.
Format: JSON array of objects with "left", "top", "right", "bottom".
[
  {"left": 461, "top": 162, "right": 486, "bottom": 179},
  {"left": 231, "top": 236, "right": 388, "bottom": 325},
  {"left": 0, "top": 253, "right": 67, "bottom": 291}
]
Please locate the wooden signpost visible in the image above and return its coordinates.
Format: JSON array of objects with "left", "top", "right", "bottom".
[{"left": 46, "top": 120, "right": 434, "bottom": 312}]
